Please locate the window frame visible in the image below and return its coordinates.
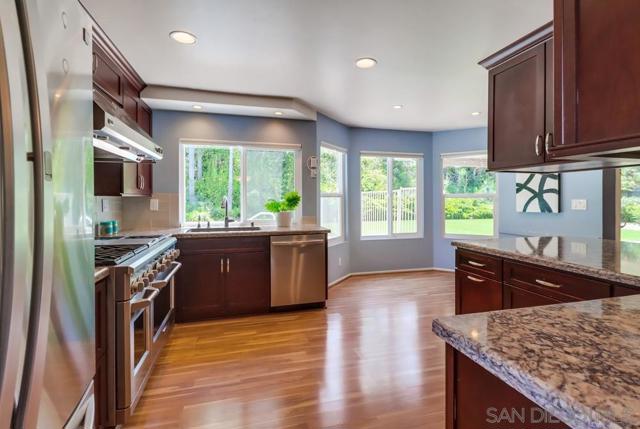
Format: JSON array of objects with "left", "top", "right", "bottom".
[
  {"left": 359, "top": 151, "right": 424, "bottom": 241},
  {"left": 441, "top": 150, "right": 498, "bottom": 240},
  {"left": 320, "top": 142, "right": 347, "bottom": 246},
  {"left": 178, "top": 139, "right": 302, "bottom": 226}
]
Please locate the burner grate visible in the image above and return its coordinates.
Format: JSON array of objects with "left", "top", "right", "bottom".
[{"left": 95, "top": 244, "right": 147, "bottom": 266}]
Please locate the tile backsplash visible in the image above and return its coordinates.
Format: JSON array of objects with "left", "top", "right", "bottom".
[
  {"left": 94, "top": 196, "right": 123, "bottom": 225},
  {"left": 121, "top": 192, "right": 180, "bottom": 231}
]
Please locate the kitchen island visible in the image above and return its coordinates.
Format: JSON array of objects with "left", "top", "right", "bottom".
[{"left": 434, "top": 236, "right": 640, "bottom": 429}]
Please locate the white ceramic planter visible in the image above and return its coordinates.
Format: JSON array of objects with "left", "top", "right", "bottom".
[{"left": 276, "top": 211, "right": 292, "bottom": 227}]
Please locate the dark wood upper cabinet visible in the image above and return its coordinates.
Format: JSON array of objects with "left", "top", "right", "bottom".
[
  {"left": 92, "top": 44, "right": 123, "bottom": 106},
  {"left": 552, "top": 0, "right": 640, "bottom": 159},
  {"left": 95, "top": 161, "right": 152, "bottom": 197},
  {"left": 137, "top": 101, "right": 152, "bottom": 136},
  {"left": 122, "top": 80, "right": 139, "bottom": 124}
]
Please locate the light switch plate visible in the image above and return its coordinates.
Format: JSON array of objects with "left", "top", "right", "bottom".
[
  {"left": 150, "top": 199, "right": 159, "bottom": 211},
  {"left": 571, "top": 199, "right": 587, "bottom": 210}
]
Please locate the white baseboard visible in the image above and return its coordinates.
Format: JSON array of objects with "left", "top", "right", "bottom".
[{"left": 328, "top": 266, "right": 454, "bottom": 287}]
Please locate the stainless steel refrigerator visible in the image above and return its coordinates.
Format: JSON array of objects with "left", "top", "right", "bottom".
[{"left": 0, "top": 0, "right": 95, "bottom": 427}]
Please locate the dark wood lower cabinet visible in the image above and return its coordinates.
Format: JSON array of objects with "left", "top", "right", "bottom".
[
  {"left": 453, "top": 350, "right": 568, "bottom": 429},
  {"left": 225, "top": 251, "right": 270, "bottom": 315},
  {"left": 175, "top": 237, "right": 270, "bottom": 322},
  {"left": 449, "top": 248, "right": 635, "bottom": 429},
  {"left": 503, "top": 283, "right": 563, "bottom": 309},
  {"left": 94, "top": 276, "right": 110, "bottom": 429},
  {"left": 176, "top": 253, "right": 225, "bottom": 322}
]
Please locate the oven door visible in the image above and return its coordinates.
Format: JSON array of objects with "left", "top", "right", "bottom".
[
  {"left": 116, "top": 286, "right": 158, "bottom": 415},
  {"left": 150, "top": 261, "right": 181, "bottom": 343}
]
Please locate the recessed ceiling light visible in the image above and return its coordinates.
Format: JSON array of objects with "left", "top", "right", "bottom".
[
  {"left": 274, "top": 111, "right": 284, "bottom": 116},
  {"left": 355, "top": 57, "right": 377, "bottom": 69},
  {"left": 471, "top": 111, "right": 481, "bottom": 116},
  {"left": 192, "top": 105, "right": 203, "bottom": 110},
  {"left": 392, "top": 105, "right": 403, "bottom": 110},
  {"left": 169, "top": 31, "right": 197, "bottom": 45}
]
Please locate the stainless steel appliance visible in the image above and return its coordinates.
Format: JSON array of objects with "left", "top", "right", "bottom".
[
  {"left": 0, "top": 0, "right": 95, "bottom": 428},
  {"left": 95, "top": 235, "right": 180, "bottom": 425},
  {"left": 93, "top": 96, "right": 163, "bottom": 163},
  {"left": 270, "top": 234, "right": 327, "bottom": 307}
]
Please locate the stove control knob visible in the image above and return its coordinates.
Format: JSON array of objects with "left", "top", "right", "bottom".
[
  {"left": 173, "top": 249, "right": 180, "bottom": 259},
  {"left": 131, "top": 280, "right": 144, "bottom": 294},
  {"left": 146, "top": 271, "right": 156, "bottom": 282}
]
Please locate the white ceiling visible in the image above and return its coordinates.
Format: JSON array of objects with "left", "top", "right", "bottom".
[{"left": 81, "top": 0, "right": 552, "bottom": 131}]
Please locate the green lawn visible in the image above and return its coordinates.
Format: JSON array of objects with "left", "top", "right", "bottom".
[
  {"left": 621, "top": 227, "right": 640, "bottom": 242},
  {"left": 444, "top": 218, "right": 494, "bottom": 236}
]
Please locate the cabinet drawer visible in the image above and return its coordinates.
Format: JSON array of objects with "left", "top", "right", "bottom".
[
  {"left": 503, "top": 260, "right": 609, "bottom": 301},
  {"left": 455, "top": 269, "right": 502, "bottom": 315},
  {"left": 456, "top": 250, "right": 502, "bottom": 281},
  {"left": 178, "top": 236, "right": 269, "bottom": 255}
]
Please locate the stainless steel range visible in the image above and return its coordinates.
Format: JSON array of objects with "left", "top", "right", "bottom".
[{"left": 95, "top": 234, "right": 181, "bottom": 426}]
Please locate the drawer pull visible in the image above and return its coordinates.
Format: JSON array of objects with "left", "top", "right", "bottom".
[
  {"left": 466, "top": 275, "right": 485, "bottom": 283},
  {"left": 467, "top": 260, "right": 486, "bottom": 268},
  {"left": 535, "top": 279, "right": 562, "bottom": 289}
]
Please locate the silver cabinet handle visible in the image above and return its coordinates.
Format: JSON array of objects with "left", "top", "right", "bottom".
[
  {"left": 535, "top": 279, "right": 561, "bottom": 289},
  {"left": 227, "top": 257, "right": 230, "bottom": 273},
  {"left": 467, "top": 260, "right": 486, "bottom": 268},
  {"left": 545, "top": 132, "right": 553, "bottom": 154},
  {"left": 271, "top": 239, "right": 325, "bottom": 247},
  {"left": 466, "top": 275, "right": 485, "bottom": 283},
  {"left": 220, "top": 258, "right": 223, "bottom": 273},
  {"left": 535, "top": 135, "right": 542, "bottom": 156},
  {"left": 140, "top": 174, "right": 145, "bottom": 190}
]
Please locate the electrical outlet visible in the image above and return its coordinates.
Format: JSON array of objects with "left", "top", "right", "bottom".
[
  {"left": 571, "top": 199, "right": 587, "bottom": 210},
  {"left": 150, "top": 199, "right": 159, "bottom": 211},
  {"left": 338, "top": 257, "right": 342, "bottom": 266}
]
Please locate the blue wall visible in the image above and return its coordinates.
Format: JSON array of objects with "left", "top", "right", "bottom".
[
  {"left": 348, "top": 127, "right": 434, "bottom": 273},
  {"left": 316, "top": 114, "right": 352, "bottom": 283},
  {"left": 431, "top": 128, "right": 487, "bottom": 269}
]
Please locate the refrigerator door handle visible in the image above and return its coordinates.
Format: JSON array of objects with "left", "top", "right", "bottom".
[{"left": 12, "top": 0, "right": 55, "bottom": 427}]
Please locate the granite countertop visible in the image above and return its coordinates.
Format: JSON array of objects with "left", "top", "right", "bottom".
[
  {"left": 94, "top": 266, "right": 109, "bottom": 283},
  {"left": 453, "top": 236, "right": 640, "bottom": 288},
  {"left": 432, "top": 296, "right": 640, "bottom": 429},
  {"left": 116, "top": 224, "right": 330, "bottom": 239}
]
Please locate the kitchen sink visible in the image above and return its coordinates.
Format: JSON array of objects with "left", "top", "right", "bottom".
[{"left": 187, "top": 226, "right": 262, "bottom": 233}]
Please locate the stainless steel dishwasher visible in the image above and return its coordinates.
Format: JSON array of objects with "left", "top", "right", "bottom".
[{"left": 270, "top": 234, "right": 327, "bottom": 307}]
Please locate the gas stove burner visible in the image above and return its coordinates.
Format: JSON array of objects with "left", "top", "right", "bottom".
[{"left": 95, "top": 244, "right": 147, "bottom": 266}]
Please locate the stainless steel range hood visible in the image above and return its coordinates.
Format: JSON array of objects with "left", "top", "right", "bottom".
[{"left": 93, "top": 100, "right": 163, "bottom": 162}]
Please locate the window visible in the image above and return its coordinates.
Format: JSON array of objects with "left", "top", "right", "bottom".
[
  {"left": 320, "top": 144, "right": 346, "bottom": 242},
  {"left": 179, "top": 141, "right": 301, "bottom": 225},
  {"left": 442, "top": 152, "right": 496, "bottom": 237},
  {"left": 618, "top": 166, "right": 640, "bottom": 242},
  {"left": 360, "top": 152, "right": 423, "bottom": 239}
]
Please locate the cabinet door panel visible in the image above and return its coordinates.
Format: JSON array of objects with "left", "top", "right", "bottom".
[
  {"left": 504, "top": 284, "right": 563, "bottom": 310},
  {"left": 122, "top": 80, "right": 138, "bottom": 124},
  {"left": 225, "top": 251, "right": 270, "bottom": 315},
  {"left": 555, "top": 0, "right": 640, "bottom": 150},
  {"left": 455, "top": 353, "right": 568, "bottom": 429},
  {"left": 456, "top": 270, "right": 502, "bottom": 315},
  {"left": 176, "top": 253, "right": 225, "bottom": 322},
  {"left": 137, "top": 161, "right": 153, "bottom": 196},
  {"left": 488, "top": 43, "right": 545, "bottom": 169},
  {"left": 93, "top": 45, "right": 123, "bottom": 105},
  {"left": 138, "top": 101, "right": 152, "bottom": 136}
]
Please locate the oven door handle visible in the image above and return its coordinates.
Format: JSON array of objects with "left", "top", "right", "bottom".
[
  {"left": 149, "top": 261, "right": 182, "bottom": 290},
  {"left": 130, "top": 286, "right": 160, "bottom": 312}
]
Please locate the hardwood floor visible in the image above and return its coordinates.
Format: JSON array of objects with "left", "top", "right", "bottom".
[{"left": 125, "top": 271, "right": 455, "bottom": 429}]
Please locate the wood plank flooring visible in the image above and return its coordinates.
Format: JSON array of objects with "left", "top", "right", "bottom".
[{"left": 125, "top": 271, "right": 455, "bottom": 429}]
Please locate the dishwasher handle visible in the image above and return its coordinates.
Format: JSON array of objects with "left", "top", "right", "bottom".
[{"left": 271, "top": 239, "right": 325, "bottom": 248}]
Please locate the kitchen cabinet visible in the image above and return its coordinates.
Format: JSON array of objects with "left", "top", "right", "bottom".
[
  {"left": 92, "top": 43, "right": 123, "bottom": 106},
  {"left": 91, "top": 23, "right": 152, "bottom": 137},
  {"left": 551, "top": 0, "right": 640, "bottom": 161},
  {"left": 455, "top": 270, "right": 502, "bottom": 315},
  {"left": 94, "top": 274, "right": 115, "bottom": 429},
  {"left": 175, "top": 237, "right": 270, "bottom": 322},
  {"left": 449, "top": 248, "right": 626, "bottom": 429},
  {"left": 481, "top": 24, "right": 555, "bottom": 171},
  {"left": 94, "top": 160, "right": 153, "bottom": 197}
]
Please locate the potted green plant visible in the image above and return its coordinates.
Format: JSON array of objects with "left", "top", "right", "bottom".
[{"left": 265, "top": 191, "right": 301, "bottom": 227}]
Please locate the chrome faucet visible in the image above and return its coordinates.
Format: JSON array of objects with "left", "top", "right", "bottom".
[{"left": 221, "top": 196, "right": 235, "bottom": 228}]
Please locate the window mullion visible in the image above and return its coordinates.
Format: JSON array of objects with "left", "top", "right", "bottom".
[
  {"left": 387, "top": 157, "right": 393, "bottom": 237},
  {"left": 241, "top": 148, "right": 247, "bottom": 223}
]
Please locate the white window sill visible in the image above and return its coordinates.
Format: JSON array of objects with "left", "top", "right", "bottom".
[
  {"left": 328, "top": 237, "right": 346, "bottom": 247},
  {"left": 360, "top": 234, "right": 424, "bottom": 241},
  {"left": 443, "top": 234, "right": 496, "bottom": 240}
]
